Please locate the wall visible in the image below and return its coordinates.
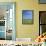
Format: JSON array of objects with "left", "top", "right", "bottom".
[
  {"left": 0, "top": 0, "right": 46, "bottom": 41},
  {"left": 16, "top": 0, "right": 39, "bottom": 40}
]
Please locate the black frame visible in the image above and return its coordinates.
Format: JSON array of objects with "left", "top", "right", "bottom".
[
  {"left": 22, "top": 10, "right": 34, "bottom": 25},
  {"left": 39, "top": 11, "right": 46, "bottom": 35}
]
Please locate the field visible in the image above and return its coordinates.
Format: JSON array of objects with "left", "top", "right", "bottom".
[{"left": 22, "top": 19, "right": 33, "bottom": 24}]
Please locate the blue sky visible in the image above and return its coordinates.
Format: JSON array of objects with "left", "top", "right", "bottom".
[{"left": 23, "top": 10, "right": 32, "bottom": 19}]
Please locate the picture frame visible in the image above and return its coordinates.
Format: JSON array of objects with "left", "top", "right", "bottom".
[
  {"left": 22, "top": 10, "right": 33, "bottom": 24},
  {"left": 39, "top": 0, "right": 46, "bottom": 4}
]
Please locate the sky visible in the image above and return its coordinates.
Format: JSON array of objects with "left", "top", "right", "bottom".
[{"left": 23, "top": 10, "right": 33, "bottom": 19}]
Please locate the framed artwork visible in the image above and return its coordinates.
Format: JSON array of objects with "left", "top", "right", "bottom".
[
  {"left": 22, "top": 10, "right": 33, "bottom": 24},
  {"left": 39, "top": 0, "right": 46, "bottom": 4}
]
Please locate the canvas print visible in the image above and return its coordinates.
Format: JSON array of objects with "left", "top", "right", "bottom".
[{"left": 22, "top": 10, "right": 33, "bottom": 24}]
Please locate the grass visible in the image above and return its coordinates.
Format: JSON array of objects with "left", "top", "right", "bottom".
[{"left": 22, "top": 19, "right": 33, "bottom": 24}]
